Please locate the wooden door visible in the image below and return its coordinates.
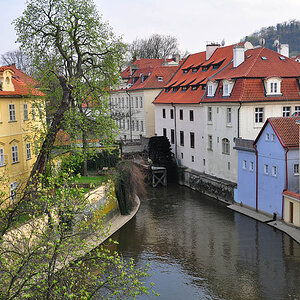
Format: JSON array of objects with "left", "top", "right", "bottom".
[{"left": 290, "top": 202, "right": 294, "bottom": 224}]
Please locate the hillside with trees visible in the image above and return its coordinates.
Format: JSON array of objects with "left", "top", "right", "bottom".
[{"left": 242, "top": 20, "right": 300, "bottom": 57}]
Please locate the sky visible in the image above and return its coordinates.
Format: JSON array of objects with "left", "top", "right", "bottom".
[{"left": 1, "top": 0, "right": 300, "bottom": 56}]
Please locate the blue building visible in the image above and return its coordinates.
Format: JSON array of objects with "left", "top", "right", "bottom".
[{"left": 235, "top": 117, "right": 300, "bottom": 218}]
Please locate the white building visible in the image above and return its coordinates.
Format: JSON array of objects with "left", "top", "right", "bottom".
[{"left": 154, "top": 42, "right": 300, "bottom": 194}]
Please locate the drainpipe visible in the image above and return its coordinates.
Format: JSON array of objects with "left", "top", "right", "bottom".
[
  {"left": 254, "top": 144, "right": 258, "bottom": 211},
  {"left": 282, "top": 148, "right": 289, "bottom": 220},
  {"left": 171, "top": 102, "right": 177, "bottom": 158},
  {"left": 237, "top": 101, "right": 242, "bottom": 138},
  {"left": 125, "top": 90, "right": 132, "bottom": 142}
]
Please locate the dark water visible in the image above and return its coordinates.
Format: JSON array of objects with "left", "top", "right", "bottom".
[{"left": 110, "top": 184, "right": 300, "bottom": 300}]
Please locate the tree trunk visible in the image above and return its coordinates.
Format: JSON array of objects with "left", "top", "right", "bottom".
[
  {"left": 82, "top": 130, "right": 88, "bottom": 176},
  {"left": 28, "top": 76, "right": 72, "bottom": 184}
]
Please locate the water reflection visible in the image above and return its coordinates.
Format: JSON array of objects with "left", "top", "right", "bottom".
[{"left": 110, "top": 184, "right": 300, "bottom": 300}]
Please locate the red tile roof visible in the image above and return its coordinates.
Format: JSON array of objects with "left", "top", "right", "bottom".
[
  {"left": 0, "top": 65, "right": 44, "bottom": 97},
  {"left": 283, "top": 190, "right": 300, "bottom": 201},
  {"left": 255, "top": 116, "right": 300, "bottom": 148},
  {"left": 8, "top": 64, "right": 39, "bottom": 87},
  {"left": 154, "top": 45, "right": 300, "bottom": 105},
  {"left": 154, "top": 44, "right": 235, "bottom": 104}
]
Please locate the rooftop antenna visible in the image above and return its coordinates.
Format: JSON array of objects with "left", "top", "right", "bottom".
[{"left": 259, "top": 38, "right": 266, "bottom": 47}]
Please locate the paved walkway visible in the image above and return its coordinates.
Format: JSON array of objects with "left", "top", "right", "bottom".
[{"left": 228, "top": 204, "right": 300, "bottom": 244}]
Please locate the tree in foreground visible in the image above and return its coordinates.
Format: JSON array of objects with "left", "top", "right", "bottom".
[{"left": 0, "top": 0, "right": 154, "bottom": 298}]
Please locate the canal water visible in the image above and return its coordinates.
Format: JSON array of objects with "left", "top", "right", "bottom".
[{"left": 110, "top": 184, "right": 300, "bottom": 300}]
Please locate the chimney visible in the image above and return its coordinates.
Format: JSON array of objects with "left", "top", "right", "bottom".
[
  {"left": 173, "top": 54, "right": 180, "bottom": 64},
  {"left": 233, "top": 45, "right": 246, "bottom": 68},
  {"left": 277, "top": 44, "right": 289, "bottom": 58},
  {"left": 206, "top": 42, "right": 220, "bottom": 60}
]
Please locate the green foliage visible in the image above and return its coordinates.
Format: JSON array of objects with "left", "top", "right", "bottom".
[
  {"left": 87, "top": 149, "right": 120, "bottom": 171},
  {"left": 242, "top": 19, "right": 300, "bottom": 56},
  {"left": 61, "top": 152, "right": 84, "bottom": 175}
]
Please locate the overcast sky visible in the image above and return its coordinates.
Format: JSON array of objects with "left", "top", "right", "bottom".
[{"left": 1, "top": 0, "right": 300, "bottom": 56}]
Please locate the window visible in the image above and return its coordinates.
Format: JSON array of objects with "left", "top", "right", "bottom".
[
  {"left": 208, "top": 135, "right": 213, "bottom": 150},
  {"left": 271, "top": 134, "right": 275, "bottom": 141},
  {"left": 272, "top": 166, "right": 277, "bottom": 177},
  {"left": 191, "top": 156, "right": 194, "bottom": 162},
  {"left": 266, "top": 133, "right": 269, "bottom": 141},
  {"left": 135, "top": 97, "right": 138, "bottom": 108},
  {"left": 294, "top": 164, "right": 299, "bottom": 175},
  {"left": 132, "top": 120, "right": 135, "bottom": 131},
  {"left": 140, "top": 97, "right": 143, "bottom": 108},
  {"left": 171, "top": 129, "right": 175, "bottom": 144},
  {"left": 270, "top": 82, "right": 277, "bottom": 93},
  {"left": 163, "top": 128, "right": 167, "bottom": 137},
  {"left": 181, "top": 153, "right": 183, "bottom": 159},
  {"left": 191, "top": 85, "right": 199, "bottom": 91},
  {"left": 170, "top": 109, "right": 174, "bottom": 119},
  {"left": 126, "top": 97, "right": 129, "bottom": 108},
  {"left": 189, "top": 110, "right": 194, "bottom": 121},
  {"left": 223, "top": 83, "right": 229, "bottom": 96},
  {"left": 141, "top": 121, "right": 144, "bottom": 132},
  {"left": 122, "top": 97, "right": 124, "bottom": 108},
  {"left": 179, "top": 109, "right": 183, "bottom": 120},
  {"left": 10, "top": 182, "right": 18, "bottom": 201},
  {"left": 250, "top": 161, "right": 254, "bottom": 172},
  {"left": 32, "top": 104, "right": 36, "bottom": 120},
  {"left": 26, "top": 143, "right": 31, "bottom": 160},
  {"left": 182, "top": 86, "right": 188, "bottom": 92},
  {"left": 203, "top": 159, "right": 206, "bottom": 166},
  {"left": 130, "top": 97, "right": 134, "bottom": 108},
  {"left": 228, "top": 162, "right": 231, "bottom": 170},
  {"left": 9, "top": 104, "right": 16, "bottom": 121},
  {"left": 208, "top": 85, "right": 213, "bottom": 96},
  {"left": 136, "top": 120, "right": 139, "bottom": 131},
  {"left": 157, "top": 76, "right": 163, "bottom": 81},
  {"left": 283, "top": 106, "right": 291, "bottom": 117},
  {"left": 163, "top": 108, "right": 166, "bottom": 118},
  {"left": 243, "top": 160, "right": 247, "bottom": 169},
  {"left": 264, "top": 164, "right": 269, "bottom": 175},
  {"left": 255, "top": 107, "right": 264, "bottom": 123},
  {"left": 222, "top": 138, "right": 230, "bottom": 155},
  {"left": 11, "top": 145, "right": 19, "bottom": 163},
  {"left": 35, "top": 141, "right": 39, "bottom": 156},
  {"left": 24, "top": 104, "right": 28, "bottom": 120},
  {"left": 0, "top": 149, "right": 4, "bottom": 166},
  {"left": 190, "top": 132, "right": 195, "bottom": 148},
  {"left": 227, "top": 108, "right": 232, "bottom": 124},
  {"left": 294, "top": 106, "right": 300, "bottom": 115},
  {"left": 208, "top": 107, "right": 212, "bottom": 122},
  {"left": 266, "top": 78, "right": 282, "bottom": 95},
  {"left": 127, "top": 119, "right": 130, "bottom": 130},
  {"left": 180, "top": 131, "right": 184, "bottom": 146}
]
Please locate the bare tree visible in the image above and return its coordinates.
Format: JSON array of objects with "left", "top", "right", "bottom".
[{"left": 129, "top": 34, "right": 181, "bottom": 60}]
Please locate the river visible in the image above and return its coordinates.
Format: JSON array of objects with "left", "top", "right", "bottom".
[{"left": 110, "top": 184, "right": 300, "bottom": 300}]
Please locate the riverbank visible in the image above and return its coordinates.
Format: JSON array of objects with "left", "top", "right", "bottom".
[{"left": 228, "top": 204, "right": 300, "bottom": 244}]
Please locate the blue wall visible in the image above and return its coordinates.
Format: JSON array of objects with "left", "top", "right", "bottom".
[
  {"left": 256, "top": 123, "right": 285, "bottom": 217},
  {"left": 287, "top": 150, "right": 299, "bottom": 193},
  {"left": 236, "top": 149, "right": 256, "bottom": 208}
]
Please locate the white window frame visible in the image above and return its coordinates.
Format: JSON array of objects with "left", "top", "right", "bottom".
[
  {"left": 294, "top": 164, "right": 299, "bottom": 175},
  {"left": 255, "top": 107, "right": 264, "bottom": 123},
  {"left": 227, "top": 108, "right": 232, "bottom": 124},
  {"left": 264, "top": 164, "right": 269, "bottom": 175},
  {"left": 266, "top": 133, "right": 269, "bottom": 141},
  {"left": 243, "top": 160, "right": 247, "bottom": 169},
  {"left": 11, "top": 145, "right": 19, "bottom": 163},
  {"left": 141, "top": 120, "right": 144, "bottom": 132},
  {"left": 249, "top": 161, "right": 254, "bottom": 172},
  {"left": 26, "top": 143, "right": 31, "bottom": 160},
  {"left": 283, "top": 106, "right": 291, "bottom": 117},
  {"left": 0, "top": 148, "right": 4, "bottom": 166},
  {"left": 207, "top": 107, "right": 212, "bottom": 122},
  {"left": 208, "top": 135, "right": 213, "bottom": 150},
  {"left": 265, "top": 77, "right": 282, "bottom": 95},
  {"left": 271, "top": 134, "right": 275, "bottom": 141},
  {"left": 24, "top": 104, "right": 29, "bottom": 121},
  {"left": 272, "top": 166, "right": 277, "bottom": 177},
  {"left": 9, "top": 104, "right": 16, "bottom": 121},
  {"left": 222, "top": 138, "right": 230, "bottom": 155},
  {"left": 140, "top": 97, "right": 143, "bottom": 108}
]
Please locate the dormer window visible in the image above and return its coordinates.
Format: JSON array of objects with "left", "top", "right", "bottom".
[
  {"left": 202, "top": 66, "right": 209, "bottom": 72},
  {"left": 165, "top": 88, "right": 170, "bottom": 93},
  {"left": 182, "top": 86, "right": 188, "bottom": 92},
  {"left": 265, "top": 77, "right": 282, "bottom": 96},
  {"left": 173, "top": 87, "right": 179, "bottom": 92},
  {"left": 207, "top": 81, "right": 218, "bottom": 97},
  {"left": 183, "top": 69, "right": 189, "bottom": 74},
  {"left": 191, "top": 85, "right": 199, "bottom": 91},
  {"left": 157, "top": 76, "right": 163, "bottom": 82},
  {"left": 222, "top": 79, "right": 234, "bottom": 97},
  {"left": 192, "top": 67, "right": 199, "bottom": 73}
]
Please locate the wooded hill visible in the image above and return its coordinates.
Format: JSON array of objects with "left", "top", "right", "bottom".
[{"left": 242, "top": 20, "right": 300, "bottom": 57}]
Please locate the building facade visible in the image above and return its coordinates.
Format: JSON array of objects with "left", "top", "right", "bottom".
[{"left": 0, "top": 66, "right": 45, "bottom": 200}]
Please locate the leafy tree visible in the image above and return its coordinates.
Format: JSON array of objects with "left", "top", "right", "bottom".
[
  {"left": 129, "top": 34, "right": 183, "bottom": 60},
  {"left": 14, "top": 0, "right": 125, "bottom": 182}
]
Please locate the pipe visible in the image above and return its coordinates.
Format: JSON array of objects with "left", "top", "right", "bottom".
[
  {"left": 282, "top": 148, "right": 289, "bottom": 220},
  {"left": 237, "top": 101, "right": 242, "bottom": 138},
  {"left": 125, "top": 90, "right": 133, "bottom": 142},
  {"left": 254, "top": 144, "right": 258, "bottom": 211},
  {"left": 171, "top": 102, "right": 177, "bottom": 158}
]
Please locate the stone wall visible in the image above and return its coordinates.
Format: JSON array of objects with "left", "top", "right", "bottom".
[{"left": 179, "top": 168, "right": 236, "bottom": 204}]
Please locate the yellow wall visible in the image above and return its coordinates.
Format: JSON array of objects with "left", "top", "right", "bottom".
[
  {"left": 284, "top": 195, "right": 300, "bottom": 227},
  {"left": 0, "top": 96, "right": 45, "bottom": 198}
]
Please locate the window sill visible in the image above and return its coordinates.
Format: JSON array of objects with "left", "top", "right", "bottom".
[
  {"left": 12, "top": 161, "right": 20, "bottom": 165},
  {"left": 8, "top": 120, "right": 17, "bottom": 123},
  {"left": 222, "top": 152, "right": 230, "bottom": 155},
  {"left": 226, "top": 123, "right": 232, "bottom": 128},
  {"left": 207, "top": 149, "right": 213, "bottom": 151},
  {"left": 254, "top": 123, "right": 263, "bottom": 128},
  {"left": 0, "top": 164, "right": 6, "bottom": 168},
  {"left": 26, "top": 158, "right": 32, "bottom": 160},
  {"left": 207, "top": 121, "right": 213, "bottom": 125}
]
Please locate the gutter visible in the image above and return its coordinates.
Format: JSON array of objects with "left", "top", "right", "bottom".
[
  {"left": 282, "top": 148, "right": 289, "bottom": 220},
  {"left": 237, "top": 101, "right": 242, "bottom": 138},
  {"left": 254, "top": 144, "right": 258, "bottom": 211}
]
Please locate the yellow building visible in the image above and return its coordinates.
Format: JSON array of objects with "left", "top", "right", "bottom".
[{"left": 0, "top": 65, "right": 45, "bottom": 201}]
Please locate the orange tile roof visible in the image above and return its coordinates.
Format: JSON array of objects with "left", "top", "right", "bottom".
[
  {"left": 154, "top": 44, "right": 235, "bottom": 104},
  {"left": 8, "top": 64, "right": 39, "bottom": 87},
  {"left": 283, "top": 190, "right": 300, "bottom": 200},
  {"left": 0, "top": 65, "right": 44, "bottom": 97},
  {"left": 255, "top": 116, "right": 300, "bottom": 148}
]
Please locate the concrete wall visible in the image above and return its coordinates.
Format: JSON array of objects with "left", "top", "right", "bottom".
[{"left": 284, "top": 195, "right": 300, "bottom": 227}]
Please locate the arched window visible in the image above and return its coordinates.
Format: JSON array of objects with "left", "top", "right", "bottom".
[{"left": 222, "top": 138, "right": 230, "bottom": 155}]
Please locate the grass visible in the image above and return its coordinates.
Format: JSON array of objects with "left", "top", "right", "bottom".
[{"left": 74, "top": 175, "right": 108, "bottom": 186}]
